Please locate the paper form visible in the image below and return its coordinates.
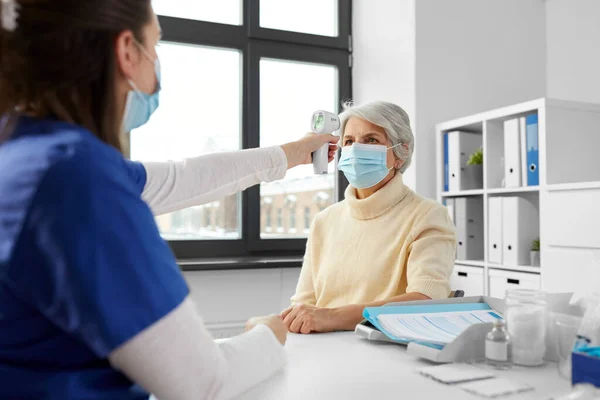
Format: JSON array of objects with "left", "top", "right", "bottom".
[{"left": 377, "top": 310, "right": 502, "bottom": 345}]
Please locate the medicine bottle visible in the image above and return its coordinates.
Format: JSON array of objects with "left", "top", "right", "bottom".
[{"left": 485, "top": 319, "right": 512, "bottom": 369}]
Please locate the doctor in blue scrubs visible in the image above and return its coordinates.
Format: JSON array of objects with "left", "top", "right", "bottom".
[{"left": 0, "top": 1, "right": 338, "bottom": 399}]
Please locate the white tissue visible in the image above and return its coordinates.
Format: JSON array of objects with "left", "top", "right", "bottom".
[{"left": 507, "top": 303, "right": 546, "bottom": 365}]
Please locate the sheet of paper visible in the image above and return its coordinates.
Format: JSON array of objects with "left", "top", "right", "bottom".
[
  {"left": 377, "top": 309, "right": 501, "bottom": 345},
  {"left": 417, "top": 363, "right": 496, "bottom": 384},
  {"left": 459, "top": 377, "right": 534, "bottom": 398}
]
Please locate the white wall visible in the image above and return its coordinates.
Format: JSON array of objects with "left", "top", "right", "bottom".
[
  {"left": 413, "top": 0, "right": 547, "bottom": 199},
  {"left": 352, "top": 0, "right": 417, "bottom": 190},
  {"left": 546, "top": 0, "right": 600, "bottom": 104}
]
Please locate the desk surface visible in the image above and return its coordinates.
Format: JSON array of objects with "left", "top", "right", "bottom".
[{"left": 236, "top": 332, "right": 572, "bottom": 400}]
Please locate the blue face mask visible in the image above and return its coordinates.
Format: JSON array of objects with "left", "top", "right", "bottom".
[
  {"left": 122, "top": 44, "right": 161, "bottom": 132},
  {"left": 337, "top": 142, "right": 402, "bottom": 189}
]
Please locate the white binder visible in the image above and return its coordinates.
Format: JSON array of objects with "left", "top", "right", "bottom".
[
  {"left": 455, "top": 197, "right": 484, "bottom": 261},
  {"left": 447, "top": 132, "right": 482, "bottom": 192},
  {"left": 503, "top": 118, "right": 522, "bottom": 188},
  {"left": 519, "top": 117, "right": 528, "bottom": 186},
  {"left": 445, "top": 198, "right": 455, "bottom": 225},
  {"left": 488, "top": 197, "right": 503, "bottom": 264},
  {"left": 502, "top": 197, "right": 539, "bottom": 265}
]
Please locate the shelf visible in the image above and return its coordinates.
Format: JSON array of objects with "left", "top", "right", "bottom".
[
  {"left": 441, "top": 187, "right": 540, "bottom": 197},
  {"left": 545, "top": 181, "right": 600, "bottom": 192},
  {"left": 442, "top": 189, "right": 485, "bottom": 197},
  {"left": 487, "top": 263, "right": 541, "bottom": 274},
  {"left": 455, "top": 260, "right": 486, "bottom": 267},
  {"left": 486, "top": 186, "right": 540, "bottom": 194}
]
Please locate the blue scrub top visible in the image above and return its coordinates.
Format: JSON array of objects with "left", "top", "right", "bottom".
[{"left": 0, "top": 116, "right": 189, "bottom": 399}]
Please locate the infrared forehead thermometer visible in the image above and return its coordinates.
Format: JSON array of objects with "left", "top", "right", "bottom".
[{"left": 311, "top": 110, "right": 340, "bottom": 175}]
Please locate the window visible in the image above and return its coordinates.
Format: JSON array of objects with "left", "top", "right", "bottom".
[
  {"left": 303, "top": 207, "right": 311, "bottom": 233},
  {"left": 289, "top": 210, "right": 296, "bottom": 233},
  {"left": 152, "top": 0, "right": 242, "bottom": 25},
  {"left": 314, "top": 191, "right": 331, "bottom": 211},
  {"left": 285, "top": 194, "right": 298, "bottom": 234},
  {"left": 204, "top": 207, "right": 212, "bottom": 229},
  {"left": 130, "top": 44, "right": 242, "bottom": 241},
  {"left": 263, "top": 197, "right": 273, "bottom": 233},
  {"left": 259, "top": 0, "right": 338, "bottom": 37},
  {"left": 131, "top": 1, "right": 351, "bottom": 260},
  {"left": 276, "top": 208, "right": 284, "bottom": 234},
  {"left": 259, "top": 59, "right": 337, "bottom": 239}
]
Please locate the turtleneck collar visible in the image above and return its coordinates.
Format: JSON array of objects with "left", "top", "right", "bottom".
[{"left": 344, "top": 172, "right": 410, "bottom": 220}]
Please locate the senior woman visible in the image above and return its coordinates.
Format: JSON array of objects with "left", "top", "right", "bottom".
[{"left": 282, "top": 101, "right": 457, "bottom": 334}]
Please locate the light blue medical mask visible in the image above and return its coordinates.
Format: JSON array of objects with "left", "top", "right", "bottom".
[
  {"left": 122, "top": 42, "right": 161, "bottom": 132},
  {"left": 337, "top": 142, "right": 402, "bottom": 189}
]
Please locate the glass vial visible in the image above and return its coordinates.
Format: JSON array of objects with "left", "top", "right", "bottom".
[{"left": 485, "top": 319, "right": 512, "bottom": 369}]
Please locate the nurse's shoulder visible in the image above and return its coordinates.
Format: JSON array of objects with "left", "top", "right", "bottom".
[{"left": 0, "top": 116, "right": 144, "bottom": 199}]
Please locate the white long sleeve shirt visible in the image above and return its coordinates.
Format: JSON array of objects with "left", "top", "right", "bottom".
[
  {"left": 141, "top": 146, "right": 288, "bottom": 216},
  {"left": 110, "top": 146, "right": 289, "bottom": 400}
]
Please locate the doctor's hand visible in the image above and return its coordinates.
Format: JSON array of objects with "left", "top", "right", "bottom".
[
  {"left": 246, "top": 315, "right": 287, "bottom": 345},
  {"left": 280, "top": 133, "right": 339, "bottom": 169}
]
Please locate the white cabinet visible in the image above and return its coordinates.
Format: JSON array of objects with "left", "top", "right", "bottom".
[
  {"left": 450, "top": 265, "right": 485, "bottom": 296},
  {"left": 545, "top": 188, "right": 600, "bottom": 249},
  {"left": 542, "top": 247, "right": 600, "bottom": 293},
  {"left": 488, "top": 269, "right": 541, "bottom": 299}
]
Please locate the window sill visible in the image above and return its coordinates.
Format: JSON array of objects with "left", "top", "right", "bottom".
[{"left": 178, "top": 256, "right": 303, "bottom": 271}]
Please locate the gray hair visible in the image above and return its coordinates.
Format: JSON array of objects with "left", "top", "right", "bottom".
[{"left": 338, "top": 101, "right": 414, "bottom": 173}]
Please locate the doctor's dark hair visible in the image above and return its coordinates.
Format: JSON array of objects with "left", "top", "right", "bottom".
[{"left": 0, "top": 0, "right": 152, "bottom": 151}]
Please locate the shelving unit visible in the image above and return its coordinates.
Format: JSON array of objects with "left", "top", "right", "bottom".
[
  {"left": 487, "top": 263, "right": 541, "bottom": 274},
  {"left": 486, "top": 186, "right": 540, "bottom": 195},
  {"left": 439, "top": 98, "right": 600, "bottom": 297}
]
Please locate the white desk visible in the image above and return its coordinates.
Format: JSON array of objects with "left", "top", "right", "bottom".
[{"left": 236, "top": 332, "right": 572, "bottom": 400}]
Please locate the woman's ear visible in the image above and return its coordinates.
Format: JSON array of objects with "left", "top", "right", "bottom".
[
  {"left": 396, "top": 143, "right": 409, "bottom": 169},
  {"left": 115, "top": 30, "right": 140, "bottom": 82}
]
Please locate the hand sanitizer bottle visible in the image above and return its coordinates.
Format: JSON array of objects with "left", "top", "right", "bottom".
[{"left": 486, "top": 319, "right": 512, "bottom": 369}]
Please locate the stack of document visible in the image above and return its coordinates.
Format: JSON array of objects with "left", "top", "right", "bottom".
[{"left": 363, "top": 303, "right": 502, "bottom": 347}]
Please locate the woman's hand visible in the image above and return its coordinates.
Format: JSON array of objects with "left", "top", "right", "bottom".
[
  {"left": 280, "top": 133, "right": 340, "bottom": 169},
  {"left": 280, "top": 303, "right": 361, "bottom": 334},
  {"left": 245, "top": 315, "right": 287, "bottom": 345}
]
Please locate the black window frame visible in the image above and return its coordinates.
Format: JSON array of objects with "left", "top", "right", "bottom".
[{"left": 155, "top": 0, "right": 352, "bottom": 262}]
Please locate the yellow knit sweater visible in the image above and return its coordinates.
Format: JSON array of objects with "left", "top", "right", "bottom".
[{"left": 291, "top": 173, "right": 456, "bottom": 308}]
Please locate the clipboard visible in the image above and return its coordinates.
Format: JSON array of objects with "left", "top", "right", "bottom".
[{"left": 355, "top": 296, "right": 506, "bottom": 363}]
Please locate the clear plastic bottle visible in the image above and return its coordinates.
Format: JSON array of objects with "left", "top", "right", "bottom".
[{"left": 485, "top": 319, "right": 512, "bottom": 369}]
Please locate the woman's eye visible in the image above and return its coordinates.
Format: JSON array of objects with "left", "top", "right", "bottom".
[
  {"left": 368, "top": 138, "right": 378, "bottom": 143},
  {"left": 344, "top": 139, "right": 354, "bottom": 146}
]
